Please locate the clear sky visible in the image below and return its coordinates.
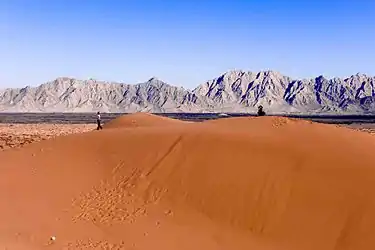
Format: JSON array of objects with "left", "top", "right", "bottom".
[{"left": 0, "top": 0, "right": 374, "bottom": 89}]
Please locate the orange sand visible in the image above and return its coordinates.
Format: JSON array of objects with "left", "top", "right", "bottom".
[
  {"left": 104, "top": 112, "right": 186, "bottom": 129},
  {"left": 1, "top": 113, "right": 375, "bottom": 249}
]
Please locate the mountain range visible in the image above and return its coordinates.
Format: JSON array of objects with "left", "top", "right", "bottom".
[{"left": 0, "top": 70, "right": 374, "bottom": 114}]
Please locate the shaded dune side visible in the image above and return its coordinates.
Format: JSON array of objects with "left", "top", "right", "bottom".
[
  {"left": 1, "top": 117, "right": 375, "bottom": 249},
  {"left": 103, "top": 112, "right": 187, "bottom": 129}
]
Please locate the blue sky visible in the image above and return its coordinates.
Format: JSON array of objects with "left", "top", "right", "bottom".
[{"left": 0, "top": 0, "right": 374, "bottom": 89}]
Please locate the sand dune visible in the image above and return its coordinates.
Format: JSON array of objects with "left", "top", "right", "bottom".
[
  {"left": 1, "top": 114, "right": 375, "bottom": 249},
  {"left": 103, "top": 112, "right": 186, "bottom": 129}
]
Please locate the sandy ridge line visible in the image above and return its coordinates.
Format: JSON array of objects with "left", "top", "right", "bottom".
[{"left": 1, "top": 122, "right": 375, "bottom": 151}]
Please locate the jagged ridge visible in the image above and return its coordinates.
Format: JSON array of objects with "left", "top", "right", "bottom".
[{"left": 0, "top": 70, "right": 374, "bottom": 113}]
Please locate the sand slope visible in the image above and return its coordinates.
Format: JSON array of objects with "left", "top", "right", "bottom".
[
  {"left": 1, "top": 114, "right": 375, "bottom": 249},
  {"left": 103, "top": 112, "right": 185, "bottom": 129}
]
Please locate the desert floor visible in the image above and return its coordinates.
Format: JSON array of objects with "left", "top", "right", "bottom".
[
  {"left": 1, "top": 115, "right": 375, "bottom": 250},
  {"left": 0, "top": 124, "right": 96, "bottom": 150}
]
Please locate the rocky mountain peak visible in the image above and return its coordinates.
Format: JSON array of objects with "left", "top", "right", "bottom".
[{"left": 147, "top": 76, "right": 161, "bottom": 82}]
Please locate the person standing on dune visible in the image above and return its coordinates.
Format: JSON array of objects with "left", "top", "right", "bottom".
[
  {"left": 96, "top": 112, "right": 103, "bottom": 130},
  {"left": 257, "top": 105, "right": 266, "bottom": 116}
]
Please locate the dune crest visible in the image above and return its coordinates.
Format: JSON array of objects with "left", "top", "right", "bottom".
[
  {"left": 1, "top": 117, "right": 375, "bottom": 249},
  {"left": 103, "top": 112, "right": 186, "bottom": 129}
]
